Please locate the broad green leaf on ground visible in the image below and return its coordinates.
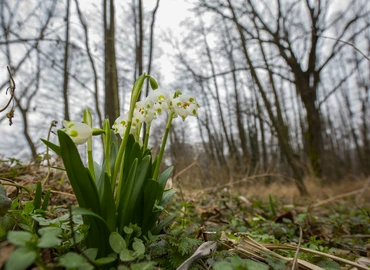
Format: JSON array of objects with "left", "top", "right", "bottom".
[
  {"left": 109, "top": 232, "right": 127, "bottom": 254},
  {"left": 5, "top": 247, "right": 37, "bottom": 270}
]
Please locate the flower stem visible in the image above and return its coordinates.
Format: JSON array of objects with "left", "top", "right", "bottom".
[
  {"left": 103, "top": 119, "right": 111, "bottom": 178},
  {"left": 112, "top": 73, "right": 148, "bottom": 194},
  {"left": 153, "top": 111, "right": 174, "bottom": 180},
  {"left": 143, "top": 123, "right": 151, "bottom": 151},
  {"left": 112, "top": 119, "right": 132, "bottom": 193},
  {"left": 84, "top": 109, "right": 95, "bottom": 181}
]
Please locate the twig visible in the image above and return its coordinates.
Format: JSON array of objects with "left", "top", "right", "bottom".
[
  {"left": 312, "top": 187, "right": 367, "bottom": 208},
  {"left": 356, "top": 176, "right": 370, "bottom": 204},
  {"left": 0, "top": 178, "right": 32, "bottom": 194},
  {"left": 291, "top": 225, "right": 303, "bottom": 270},
  {"left": 263, "top": 243, "right": 370, "bottom": 270},
  {"left": 173, "top": 161, "right": 199, "bottom": 181},
  {"left": 42, "top": 120, "right": 58, "bottom": 186},
  {"left": 0, "top": 66, "right": 16, "bottom": 125},
  {"left": 318, "top": 35, "right": 370, "bottom": 62},
  {"left": 49, "top": 189, "right": 76, "bottom": 197}
]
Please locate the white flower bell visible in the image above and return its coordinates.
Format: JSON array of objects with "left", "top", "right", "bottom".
[
  {"left": 170, "top": 93, "right": 200, "bottom": 121},
  {"left": 62, "top": 121, "right": 93, "bottom": 145}
]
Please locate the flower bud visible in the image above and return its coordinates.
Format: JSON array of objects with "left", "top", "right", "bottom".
[
  {"left": 62, "top": 121, "right": 93, "bottom": 145},
  {"left": 149, "top": 76, "right": 159, "bottom": 90}
]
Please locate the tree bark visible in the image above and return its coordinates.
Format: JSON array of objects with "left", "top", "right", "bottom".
[
  {"left": 75, "top": 0, "right": 103, "bottom": 127},
  {"left": 63, "top": 0, "right": 70, "bottom": 121},
  {"left": 104, "top": 0, "right": 120, "bottom": 125}
]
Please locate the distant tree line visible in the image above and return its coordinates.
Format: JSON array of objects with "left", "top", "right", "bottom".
[{"left": 0, "top": 0, "right": 369, "bottom": 195}]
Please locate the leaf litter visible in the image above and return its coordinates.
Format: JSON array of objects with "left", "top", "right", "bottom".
[{"left": 1, "top": 159, "right": 370, "bottom": 269}]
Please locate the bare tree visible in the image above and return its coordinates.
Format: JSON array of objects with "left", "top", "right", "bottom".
[
  {"left": 75, "top": 0, "right": 103, "bottom": 127},
  {"left": 104, "top": 0, "right": 120, "bottom": 124},
  {"left": 0, "top": 0, "right": 57, "bottom": 158},
  {"left": 63, "top": 0, "right": 71, "bottom": 121}
]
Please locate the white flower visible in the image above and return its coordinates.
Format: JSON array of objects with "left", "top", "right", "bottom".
[
  {"left": 112, "top": 89, "right": 200, "bottom": 135},
  {"left": 62, "top": 120, "right": 93, "bottom": 145},
  {"left": 113, "top": 114, "right": 137, "bottom": 138},
  {"left": 147, "top": 89, "right": 171, "bottom": 103},
  {"left": 169, "top": 93, "right": 200, "bottom": 121},
  {"left": 143, "top": 108, "right": 157, "bottom": 123}
]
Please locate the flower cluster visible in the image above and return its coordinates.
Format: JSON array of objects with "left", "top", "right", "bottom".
[{"left": 113, "top": 89, "right": 200, "bottom": 138}]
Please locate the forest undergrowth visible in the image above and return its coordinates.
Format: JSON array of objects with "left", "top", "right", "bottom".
[{"left": 1, "top": 158, "right": 369, "bottom": 270}]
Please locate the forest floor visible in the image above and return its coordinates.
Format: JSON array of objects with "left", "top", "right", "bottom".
[{"left": 0, "top": 159, "right": 370, "bottom": 269}]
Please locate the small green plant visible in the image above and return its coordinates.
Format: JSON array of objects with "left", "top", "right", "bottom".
[
  {"left": 151, "top": 225, "right": 203, "bottom": 269},
  {"left": 1, "top": 180, "right": 50, "bottom": 241},
  {"left": 5, "top": 227, "right": 62, "bottom": 270},
  {"left": 212, "top": 256, "right": 269, "bottom": 270},
  {"left": 41, "top": 73, "right": 200, "bottom": 261}
]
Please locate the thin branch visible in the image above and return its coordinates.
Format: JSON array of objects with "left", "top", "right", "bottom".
[
  {"left": 0, "top": 66, "right": 16, "bottom": 126},
  {"left": 318, "top": 34, "right": 370, "bottom": 62}
]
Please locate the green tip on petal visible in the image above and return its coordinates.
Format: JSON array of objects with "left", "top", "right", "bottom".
[
  {"left": 69, "top": 130, "right": 78, "bottom": 137},
  {"left": 173, "top": 90, "right": 182, "bottom": 98}
]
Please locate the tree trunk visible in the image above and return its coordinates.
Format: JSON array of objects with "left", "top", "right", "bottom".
[
  {"left": 75, "top": 0, "right": 103, "bottom": 127},
  {"left": 295, "top": 73, "right": 324, "bottom": 177},
  {"left": 104, "top": 0, "right": 120, "bottom": 125},
  {"left": 227, "top": 0, "right": 308, "bottom": 195},
  {"left": 63, "top": 0, "right": 70, "bottom": 121}
]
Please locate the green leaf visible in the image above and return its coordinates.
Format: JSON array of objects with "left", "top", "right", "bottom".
[
  {"left": 131, "top": 261, "right": 156, "bottom": 270},
  {"left": 115, "top": 134, "right": 135, "bottom": 206},
  {"left": 228, "top": 256, "right": 269, "bottom": 270},
  {"left": 109, "top": 232, "right": 126, "bottom": 254},
  {"left": 151, "top": 213, "right": 177, "bottom": 235},
  {"left": 160, "top": 189, "right": 176, "bottom": 207},
  {"left": 38, "top": 227, "right": 62, "bottom": 237},
  {"left": 40, "top": 138, "right": 61, "bottom": 156},
  {"left": 85, "top": 215, "right": 112, "bottom": 257},
  {"left": 23, "top": 201, "right": 35, "bottom": 215},
  {"left": 57, "top": 130, "right": 101, "bottom": 216},
  {"left": 41, "top": 189, "right": 50, "bottom": 211},
  {"left": 5, "top": 247, "right": 37, "bottom": 270},
  {"left": 129, "top": 155, "right": 151, "bottom": 225},
  {"left": 33, "top": 181, "right": 42, "bottom": 210},
  {"left": 84, "top": 248, "right": 98, "bottom": 260},
  {"left": 72, "top": 206, "right": 112, "bottom": 256},
  {"left": 97, "top": 172, "right": 116, "bottom": 232},
  {"left": 213, "top": 261, "right": 233, "bottom": 270},
  {"left": 117, "top": 158, "right": 138, "bottom": 231},
  {"left": 142, "top": 180, "right": 159, "bottom": 233},
  {"left": 133, "top": 240, "right": 145, "bottom": 255},
  {"left": 94, "top": 256, "right": 116, "bottom": 266},
  {"left": 72, "top": 207, "right": 109, "bottom": 229},
  {"left": 123, "top": 226, "right": 134, "bottom": 235},
  {"left": 317, "top": 260, "right": 341, "bottom": 270},
  {"left": 37, "top": 227, "right": 62, "bottom": 248},
  {"left": 119, "top": 249, "right": 135, "bottom": 262},
  {"left": 59, "top": 252, "right": 93, "bottom": 269},
  {"left": 7, "top": 231, "right": 33, "bottom": 246},
  {"left": 157, "top": 167, "right": 173, "bottom": 197},
  {"left": 37, "top": 235, "right": 61, "bottom": 248}
]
